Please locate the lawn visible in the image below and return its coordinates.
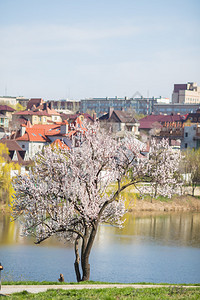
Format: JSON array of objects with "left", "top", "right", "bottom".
[{"left": 4, "top": 286, "right": 200, "bottom": 299}]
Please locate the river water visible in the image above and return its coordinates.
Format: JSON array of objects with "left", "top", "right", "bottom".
[{"left": 0, "top": 212, "right": 200, "bottom": 283}]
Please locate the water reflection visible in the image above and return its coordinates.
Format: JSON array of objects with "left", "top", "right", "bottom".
[
  {"left": 1, "top": 212, "right": 200, "bottom": 248},
  {"left": 95, "top": 212, "right": 200, "bottom": 248},
  {"left": 0, "top": 214, "right": 72, "bottom": 247},
  {"left": 0, "top": 212, "right": 200, "bottom": 283}
]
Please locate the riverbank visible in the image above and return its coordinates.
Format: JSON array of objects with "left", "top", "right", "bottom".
[
  {"left": 1, "top": 194, "right": 200, "bottom": 214},
  {"left": 128, "top": 195, "right": 200, "bottom": 212}
]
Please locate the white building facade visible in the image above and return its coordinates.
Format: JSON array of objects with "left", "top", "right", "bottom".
[{"left": 172, "top": 82, "right": 200, "bottom": 104}]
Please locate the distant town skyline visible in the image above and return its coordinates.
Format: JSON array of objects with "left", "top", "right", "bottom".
[{"left": 0, "top": 0, "right": 199, "bottom": 100}]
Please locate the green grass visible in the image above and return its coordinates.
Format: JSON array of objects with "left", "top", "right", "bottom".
[
  {"left": 2, "top": 281, "right": 200, "bottom": 286},
  {"left": 3, "top": 287, "right": 200, "bottom": 299}
]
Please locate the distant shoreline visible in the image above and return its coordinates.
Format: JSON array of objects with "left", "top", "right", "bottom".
[
  {"left": 128, "top": 195, "right": 200, "bottom": 213},
  {"left": 1, "top": 195, "right": 200, "bottom": 214}
]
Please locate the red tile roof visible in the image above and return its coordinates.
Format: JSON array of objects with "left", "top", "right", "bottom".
[
  {"left": 139, "top": 114, "right": 183, "bottom": 123},
  {"left": 45, "top": 107, "right": 61, "bottom": 116},
  {"left": 139, "top": 114, "right": 184, "bottom": 130},
  {"left": 14, "top": 110, "right": 51, "bottom": 116},
  {"left": 16, "top": 128, "right": 50, "bottom": 142},
  {"left": 27, "top": 98, "right": 44, "bottom": 110},
  {"left": 62, "top": 113, "right": 94, "bottom": 123},
  {"left": 32, "top": 124, "right": 61, "bottom": 135},
  {"left": 16, "top": 117, "right": 86, "bottom": 143},
  {"left": 139, "top": 121, "right": 163, "bottom": 130},
  {"left": 0, "top": 105, "right": 15, "bottom": 112}
]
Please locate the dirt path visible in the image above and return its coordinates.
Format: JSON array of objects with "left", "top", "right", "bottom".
[{"left": 1, "top": 284, "right": 199, "bottom": 295}]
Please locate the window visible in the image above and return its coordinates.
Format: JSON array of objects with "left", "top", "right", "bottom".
[
  {"left": 185, "top": 143, "right": 188, "bottom": 148},
  {"left": 185, "top": 132, "right": 188, "bottom": 137},
  {"left": 22, "top": 145, "right": 25, "bottom": 148}
]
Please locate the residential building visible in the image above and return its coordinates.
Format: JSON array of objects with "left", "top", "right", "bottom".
[
  {"left": 0, "top": 96, "right": 17, "bottom": 106},
  {"left": 27, "top": 98, "right": 44, "bottom": 110},
  {"left": 15, "top": 116, "right": 86, "bottom": 158},
  {"left": 194, "top": 124, "right": 200, "bottom": 149},
  {"left": 143, "top": 110, "right": 200, "bottom": 149},
  {"left": 16, "top": 97, "right": 30, "bottom": 108},
  {"left": 99, "top": 108, "right": 139, "bottom": 137},
  {"left": 159, "top": 122, "right": 184, "bottom": 147},
  {"left": 0, "top": 96, "right": 29, "bottom": 109},
  {"left": 139, "top": 114, "right": 184, "bottom": 137},
  {"left": 0, "top": 138, "right": 28, "bottom": 166},
  {"left": 80, "top": 96, "right": 169, "bottom": 117},
  {"left": 0, "top": 114, "right": 9, "bottom": 128},
  {"left": 12, "top": 107, "right": 62, "bottom": 125},
  {"left": 0, "top": 105, "right": 15, "bottom": 121},
  {"left": 180, "top": 110, "right": 200, "bottom": 149},
  {"left": 153, "top": 103, "right": 200, "bottom": 115},
  {"left": 181, "top": 124, "right": 197, "bottom": 150},
  {"left": 16, "top": 127, "right": 51, "bottom": 159},
  {"left": 172, "top": 82, "right": 200, "bottom": 104},
  {"left": 61, "top": 112, "right": 95, "bottom": 124},
  {"left": 0, "top": 128, "right": 5, "bottom": 139},
  {"left": 0, "top": 105, "right": 15, "bottom": 129},
  {"left": 47, "top": 99, "right": 80, "bottom": 114}
]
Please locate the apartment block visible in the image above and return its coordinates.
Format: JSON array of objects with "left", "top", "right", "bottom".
[
  {"left": 80, "top": 96, "right": 169, "bottom": 117},
  {"left": 172, "top": 82, "right": 200, "bottom": 104}
]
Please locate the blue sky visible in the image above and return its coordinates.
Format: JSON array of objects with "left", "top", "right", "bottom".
[{"left": 0, "top": 0, "right": 199, "bottom": 100}]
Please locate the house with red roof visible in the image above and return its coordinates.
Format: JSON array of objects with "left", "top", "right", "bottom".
[
  {"left": 61, "top": 112, "right": 95, "bottom": 124},
  {"left": 15, "top": 116, "right": 86, "bottom": 158},
  {"left": 12, "top": 106, "right": 62, "bottom": 126},
  {"left": 27, "top": 98, "right": 44, "bottom": 110},
  {"left": 139, "top": 114, "right": 184, "bottom": 135},
  {"left": 16, "top": 127, "right": 51, "bottom": 159}
]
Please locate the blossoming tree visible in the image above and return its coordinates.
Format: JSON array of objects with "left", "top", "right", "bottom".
[{"left": 12, "top": 123, "right": 181, "bottom": 282}]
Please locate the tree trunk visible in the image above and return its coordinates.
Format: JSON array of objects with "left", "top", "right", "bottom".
[
  {"left": 74, "top": 237, "right": 81, "bottom": 282},
  {"left": 192, "top": 185, "right": 195, "bottom": 197},
  {"left": 81, "top": 256, "right": 90, "bottom": 281},
  {"left": 79, "top": 223, "right": 98, "bottom": 281}
]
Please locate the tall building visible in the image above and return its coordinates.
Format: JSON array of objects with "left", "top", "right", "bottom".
[{"left": 172, "top": 82, "right": 200, "bottom": 104}]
